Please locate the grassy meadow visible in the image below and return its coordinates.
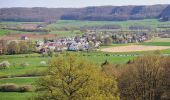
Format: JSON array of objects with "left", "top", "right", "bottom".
[
  {"left": 47, "top": 19, "right": 170, "bottom": 29},
  {"left": 1, "top": 19, "right": 170, "bottom": 37}
]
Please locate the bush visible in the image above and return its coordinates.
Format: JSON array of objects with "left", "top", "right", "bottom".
[
  {"left": 40, "top": 61, "right": 47, "bottom": 66},
  {"left": 18, "top": 70, "right": 45, "bottom": 77},
  {"left": 0, "top": 61, "right": 10, "bottom": 69},
  {"left": 19, "top": 85, "right": 33, "bottom": 92},
  {"left": 20, "top": 62, "right": 30, "bottom": 67},
  {"left": 0, "top": 84, "right": 33, "bottom": 92},
  {"left": 0, "top": 84, "right": 18, "bottom": 92}
]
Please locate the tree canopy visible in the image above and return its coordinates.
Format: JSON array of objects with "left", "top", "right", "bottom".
[{"left": 36, "top": 54, "right": 119, "bottom": 100}]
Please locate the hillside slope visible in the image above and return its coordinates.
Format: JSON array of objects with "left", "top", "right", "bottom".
[{"left": 0, "top": 4, "right": 169, "bottom": 22}]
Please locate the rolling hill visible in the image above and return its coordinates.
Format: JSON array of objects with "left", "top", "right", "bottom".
[{"left": 0, "top": 4, "right": 170, "bottom": 22}]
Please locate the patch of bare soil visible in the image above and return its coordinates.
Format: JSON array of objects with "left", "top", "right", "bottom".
[{"left": 100, "top": 45, "right": 170, "bottom": 52}]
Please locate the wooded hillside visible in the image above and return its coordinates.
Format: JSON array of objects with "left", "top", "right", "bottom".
[{"left": 0, "top": 4, "right": 170, "bottom": 22}]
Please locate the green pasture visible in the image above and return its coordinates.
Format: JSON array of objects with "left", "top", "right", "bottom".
[
  {"left": 50, "top": 30, "right": 82, "bottom": 37},
  {"left": 0, "top": 54, "right": 50, "bottom": 77},
  {"left": 47, "top": 19, "right": 170, "bottom": 29},
  {"left": 148, "top": 37, "right": 170, "bottom": 42},
  {"left": 141, "top": 42, "right": 170, "bottom": 46},
  {"left": 0, "top": 92, "right": 35, "bottom": 100},
  {"left": 1, "top": 19, "right": 170, "bottom": 37},
  {"left": 0, "top": 77, "right": 38, "bottom": 85}
]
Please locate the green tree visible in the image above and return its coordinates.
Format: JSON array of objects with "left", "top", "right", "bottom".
[
  {"left": 47, "top": 50, "right": 54, "bottom": 57},
  {"left": 27, "top": 40, "right": 36, "bottom": 53},
  {"left": 36, "top": 54, "right": 119, "bottom": 100},
  {"left": 104, "top": 37, "right": 113, "bottom": 45},
  {"left": 7, "top": 41, "right": 20, "bottom": 54},
  {"left": 118, "top": 55, "right": 170, "bottom": 100},
  {"left": 88, "top": 41, "right": 95, "bottom": 51},
  {"left": 43, "top": 37, "right": 48, "bottom": 43},
  {"left": 0, "top": 40, "right": 7, "bottom": 54},
  {"left": 19, "top": 41, "right": 29, "bottom": 54}
]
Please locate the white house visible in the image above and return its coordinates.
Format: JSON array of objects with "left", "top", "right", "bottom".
[{"left": 68, "top": 42, "right": 79, "bottom": 51}]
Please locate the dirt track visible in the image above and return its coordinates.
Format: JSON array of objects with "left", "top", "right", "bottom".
[{"left": 100, "top": 45, "right": 170, "bottom": 52}]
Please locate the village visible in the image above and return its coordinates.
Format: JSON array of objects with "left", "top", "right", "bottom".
[{"left": 35, "top": 30, "right": 150, "bottom": 54}]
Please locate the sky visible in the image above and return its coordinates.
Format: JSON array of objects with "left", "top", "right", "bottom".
[{"left": 0, "top": 0, "right": 170, "bottom": 8}]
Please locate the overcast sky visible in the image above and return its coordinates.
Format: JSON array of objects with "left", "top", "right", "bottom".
[{"left": 0, "top": 0, "right": 170, "bottom": 8}]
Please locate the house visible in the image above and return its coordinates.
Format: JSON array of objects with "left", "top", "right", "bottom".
[
  {"left": 47, "top": 42, "right": 57, "bottom": 50},
  {"left": 21, "top": 36, "right": 29, "bottom": 40},
  {"left": 68, "top": 42, "right": 79, "bottom": 51},
  {"left": 40, "top": 48, "right": 48, "bottom": 54},
  {"left": 0, "top": 44, "right": 3, "bottom": 54},
  {"left": 36, "top": 40, "right": 44, "bottom": 46},
  {"left": 94, "top": 41, "right": 101, "bottom": 48},
  {"left": 79, "top": 42, "right": 89, "bottom": 51},
  {"left": 55, "top": 45, "right": 68, "bottom": 52}
]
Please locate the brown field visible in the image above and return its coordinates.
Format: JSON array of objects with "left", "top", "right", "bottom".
[
  {"left": 100, "top": 45, "right": 170, "bottom": 52},
  {"left": 0, "top": 34, "right": 57, "bottom": 40},
  {"left": 18, "top": 24, "right": 39, "bottom": 29}
]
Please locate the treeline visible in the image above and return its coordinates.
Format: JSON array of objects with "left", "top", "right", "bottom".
[
  {"left": 0, "top": 5, "right": 170, "bottom": 22},
  {"left": 1, "top": 28, "right": 50, "bottom": 33},
  {"left": 103, "top": 55, "right": 170, "bottom": 100},
  {"left": 80, "top": 25, "right": 122, "bottom": 30},
  {"left": 35, "top": 54, "right": 170, "bottom": 100},
  {"left": 61, "top": 5, "right": 169, "bottom": 21},
  {"left": 0, "top": 40, "right": 35, "bottom": 55}
]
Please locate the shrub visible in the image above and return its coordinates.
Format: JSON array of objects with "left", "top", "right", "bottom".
[
  {"left": 40, "top": 61, "right": 47, "bottom": 66},
  {"left": 0, "top": 84, "right": 18, "bottom": 92},
  {"left": 19, "top": 85, "right": 33, "bottom": 92},
  {"left": 20, "top": 62, "right": 30, "bottom": 67},
  {"left": 0, "top": 84, "right": 33, "bottom": 92},
  {"left": 18, "top": 70, "right": 45, "bottom": 77},
  {"left": 0, "top": 61, "right": 10, "bottom": 69}
]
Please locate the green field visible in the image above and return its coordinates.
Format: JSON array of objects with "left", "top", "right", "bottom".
[
  {"left": 0, "top": 52, "right": 134, "bottom": 78},
  {"left": 47, "top": 19, "right": 170, "bottom": 29},
  {"left": 148, "top": 37, "right": 170, "bottom": 42},
  {"left": 0, "top": 52, "right": 135, "bottom": 100},
  {"left": 0, "top": 77, "right": 38, "bottom": 85},
  {"left": 142, "top": 42, "right": 170, "bottom": 46},
  {"left": 1, "top": 48, "right": 170, "bottom": 99},
  {"left": 0, "top": 92, "right": 35, "bottom": 100},
  {"left": 1, "top": 19, "right": 170, "bottom": 37}
]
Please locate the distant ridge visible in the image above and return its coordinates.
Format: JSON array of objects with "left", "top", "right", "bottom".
[{"left": 0, "top": 4, "right": 170, "bottom": 22}]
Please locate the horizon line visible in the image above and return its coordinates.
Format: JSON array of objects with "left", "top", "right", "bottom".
[{"left": 0, "top": 4, "right": 169, "bottom": 9}]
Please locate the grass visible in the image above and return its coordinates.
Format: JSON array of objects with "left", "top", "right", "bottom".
[
  {"left": 0, "top": 52, "right": 135, "bottom": 100},
  {"left": 0, "top": 29, "right": 24, "bottom": 36},
  {"left": 148, "top": 37, "right": 170, "bottom": 42},
  {"left": 47, "top": 19, "right": 170, "bottom": 29},
  {"left": 0, "top": 92, "right": 35, "bottom": 100},
  {"left": 44, "top": 19, "right": 170, "bottom": 37},
  {"left": 1, "top": 19, "right": 170, "bottom": 37},
  {"left": 50, "top": 30, "right": 82, "bottom": 37},
  {"left": 82, "top": 54, "right": 134, "bottom": 64},
  {"left": 0, "top": 28, "right": 41, "bottom": 36},
  {"left": 0, "top": 54, "right": 50, "bottom": 77},
  {"left": 141, "top": 42, "right": 170, "bottom": 46},
  {"left": 0, "top": 77, "right": 39, "bottom": 86},
  {"left": 0, "top": 49, "right": 169, "bottom": 100},
  {"left": 0, "top": 52, "right": 134, "bottom": 77},
  {"left": 100, "top": 43, "right": 139, "bottom": 48}
]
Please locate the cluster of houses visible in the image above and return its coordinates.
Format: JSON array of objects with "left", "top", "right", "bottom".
[
  {"left": 36, "top": 37, "right": 101, "bottom": 54},
  {"left": 35, "top": 30, "right": 150, "bottom": 54}
]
